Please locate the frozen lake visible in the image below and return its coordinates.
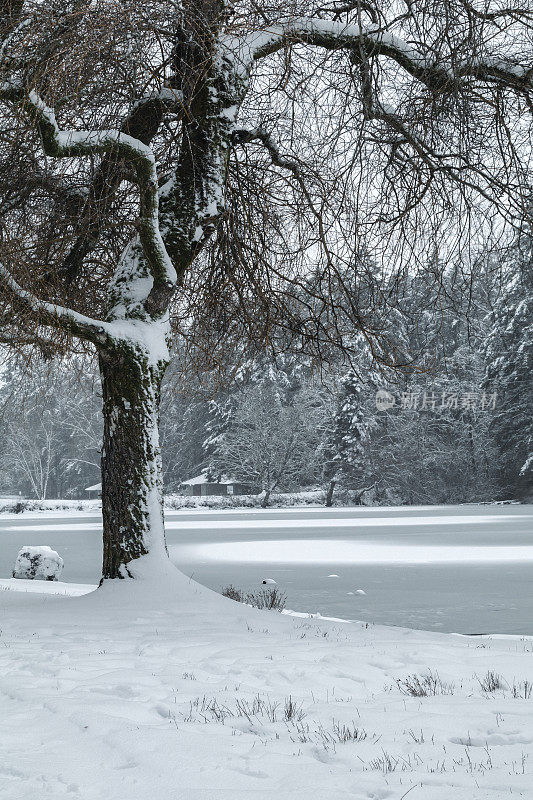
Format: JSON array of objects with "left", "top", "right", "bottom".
[{"left": 1, "top": 504, "right": 532, "bottom": 634}]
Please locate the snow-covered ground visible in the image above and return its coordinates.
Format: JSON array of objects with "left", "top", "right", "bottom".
[{"left": 1, "top": 562, "right": 533, "bottom": 800}]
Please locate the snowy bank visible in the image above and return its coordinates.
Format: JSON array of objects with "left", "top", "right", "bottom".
[
  {"left": 0, "top": 498, "right": 102, "bottom": 515},
  {"left": 0, "top": 493, "right": 524, "bottom": 516},
  {"left": 0, "top": 492, "right": 323, "bottom": 516},
  {"left": 0, "top": 577, "right": 95, "bottom": 596}
]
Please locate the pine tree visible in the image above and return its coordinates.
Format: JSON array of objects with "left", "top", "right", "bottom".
[
  {"left": 484, "top": 229, "right": 533, "bottom": 499},
  {"left": 203, "top": 393, "right": 238, "bottom": 482},
  {"left": 330, "top": 371, "right": 374, "bottom": 498}
]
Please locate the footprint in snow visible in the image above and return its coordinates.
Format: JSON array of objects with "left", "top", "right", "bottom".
[{"left": 450, "top": 733, "right": 531, "bottom": 746}]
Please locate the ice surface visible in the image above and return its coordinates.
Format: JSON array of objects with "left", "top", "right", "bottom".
[
  {"left": 1, "top": 504, "right": 532, "bottom": 634},
  {"left": 184, "top": 538, "right": 533, "bottom": 564}
]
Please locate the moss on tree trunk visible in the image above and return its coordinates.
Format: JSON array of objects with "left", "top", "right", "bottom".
[{"left": 99, "top": 339, "right": 168, "bottom": 579}]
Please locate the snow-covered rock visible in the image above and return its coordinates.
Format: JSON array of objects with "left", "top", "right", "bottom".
[
  {"left": 12, "top": 546, "right": 64, "bottom": 581},
  {"left": 262, "top": 578, "right": 277, "bottom": 585}
]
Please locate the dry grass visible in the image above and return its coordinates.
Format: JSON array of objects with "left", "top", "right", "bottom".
[
  {"left": 221, "top": 585, "right": 287, "bottom": 611},
  {"left": 396, "top": 670, "right": 455, "bottom": 697},
  {"left": 477, "top": 670, "right": 505, "bottom": 693}
]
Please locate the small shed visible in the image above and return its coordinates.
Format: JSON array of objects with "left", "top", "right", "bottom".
[
  {"left": 179, "top": 474, "right": 256, "bottom": 497},
  {"left": 85, "top": 483, "right": 102, "bottom": 498}
]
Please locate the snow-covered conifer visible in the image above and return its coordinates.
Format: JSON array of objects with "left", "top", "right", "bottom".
[{"left": 484, "top": 225, "right": 533, "bottom": 499}]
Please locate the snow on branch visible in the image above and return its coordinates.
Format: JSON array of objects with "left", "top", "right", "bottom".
[
  {"left": 53, "top": 89, "right": 185, "bottom": 292},
  {"left": 0, "top": 83, "right": 177, "bottom": 319},
  {"left": 235, "top": 18, "right": 532, "bottom": 93},
  {"left": 0, "top": 15, "right": 32, "bottom": 68},
  {"left": 130, "top": 87, "right": 184, "bottom": 115},
  {"left": 0, "top": 85, "right": 156, "bottom": 161},
  {"left": 0, "top": 261, "right": 108, "bottom": 344},
  {"left": 0, "top": 261, "right": 172, "bottom": 357}
]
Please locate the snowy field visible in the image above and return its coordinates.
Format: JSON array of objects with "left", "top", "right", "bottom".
[
  {"left": 1, "top": 504, "right": 532, "bottom": 634},
  {"left": 2, "top": 560, "right": 533, "bottom": 800}
]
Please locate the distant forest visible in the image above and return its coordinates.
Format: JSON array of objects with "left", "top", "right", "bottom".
[{"left": 1, "top": 237, "right": 531, "bottom": 504}]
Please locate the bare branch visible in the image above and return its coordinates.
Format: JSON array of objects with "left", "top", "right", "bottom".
[{"left": 0, "top": 260, "right": 107, "bottom": 344}]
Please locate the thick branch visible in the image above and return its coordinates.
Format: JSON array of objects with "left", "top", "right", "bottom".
[
  {"left": 0, "top": 261, "right": 107, "bottom": 344},
  {"left": 58, "top": 90, "right": 183, "bottom": 286},
  {"left": 0, "top": 84, "right": 177, "bottom": 317},
  {"left": 158, "top": 54, "right": 247, "bottom": 282},
  {"left": 238, "top": 18, "right": 532, "bottom": 93}
]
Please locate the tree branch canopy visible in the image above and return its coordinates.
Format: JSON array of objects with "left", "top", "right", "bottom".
[
  {"left": 0, "top": 82, "right": 177, "bottom": 327},
  {"left": 0, "top": 0, "right": 530, "bottom": 581},
  {"left": 0, "top": 0, "right": 531, "bottom": 362}
]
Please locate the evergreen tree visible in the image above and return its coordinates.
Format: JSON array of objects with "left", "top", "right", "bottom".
[
  {"left": 484, "top": 230, "right": 533, "bottom": 499},
  {"left": 203, "top": 393, "right": 238, "bottom": 482},
  {"left": 203, "top": 355, "right": 324, "bottom": 502},
  {"left": 329, "top": 371, "right": 374, "bottom": 498}
]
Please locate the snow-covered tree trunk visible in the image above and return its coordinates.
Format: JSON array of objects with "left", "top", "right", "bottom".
[
  {"left": 260, "top": 488, "right": 272, "bottom": 509},
  {"left": 99, "top": 337, "right": 169, "bottom": 579},
  {"left": 325, "top": 479, "right": 336, "bottom": 507}
]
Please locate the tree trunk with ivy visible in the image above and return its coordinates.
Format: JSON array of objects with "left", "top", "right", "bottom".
[{"left": 99, "top": 338, "right": 169, "bottom": 578}]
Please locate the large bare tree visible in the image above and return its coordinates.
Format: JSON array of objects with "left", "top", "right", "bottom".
[{"left": 0, "top": 0, "right": 531, "bottom": 579}]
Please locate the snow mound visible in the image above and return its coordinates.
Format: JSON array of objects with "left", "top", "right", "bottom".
[
  {"left": 0, "top": 578, "right": 94, "bottom": 596},
  {"left": 12, "top": 546, "right": 64, "bottom": 581}
]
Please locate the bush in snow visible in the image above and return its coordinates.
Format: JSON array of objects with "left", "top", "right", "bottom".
[
  {"left": 248, "top": 587, "right": 287, "bottom": 611},
  {"left": 222, "top": 585, "right": 287, "bottom": 611},
  {"left": 164, "top": 490, "right": 326, "bottom": 511},
  {"left": 221, "top": 585, "right": 244, "bottom": 602},
  {"left": 12, "top": 546, "right": 64, "bottom": 581},
  {"left": 478, "top": 670, "right": 506, "bottom": 693}
]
